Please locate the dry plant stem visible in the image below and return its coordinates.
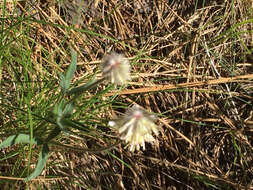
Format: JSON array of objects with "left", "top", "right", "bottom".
[
  {"left": 0, "top": 175, "right": 69, "bottom": 181},
  {"left": 159, "top": 118, "right": 194, "bottom": 146},
  {"left": 104, "top": 73, "right": 253, "bottom": 96},
  {"left": 155, "top": 159, "right": 247, "bottom": 190},
  {"left": 50, "top": 140, "right": 121, "bottom": 154},
  {"left": 30, "top": 5, "right": 67, "bottom": 57},
  {"left": 1, "top": 1, "right": 252, "bottom": 188},
  {"left": 160, "top": 118, "right": 223, "bottom": 175},
  {"left": 206, "top": 93, "right": 236, "bottom": 129},
  {"left": 203, "top": 39, "right": 240, "bottom": 122},
  {"left": 185, "top": 32, "right": 198, "bottom": 133},
  {"left": 49, "top": 6, "right": 94, "bottom": 66}
]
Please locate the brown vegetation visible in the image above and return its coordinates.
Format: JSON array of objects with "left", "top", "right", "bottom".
[{"left": 0, "top": 0, "right": 253, "bottom": 189}]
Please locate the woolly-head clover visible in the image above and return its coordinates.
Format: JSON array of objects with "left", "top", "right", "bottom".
[
  {"left": 109, "top": 104, "right": 159, "bottom": 152},
  {"left": 101, "top": 53, "right": 131, "bottom": 85}
]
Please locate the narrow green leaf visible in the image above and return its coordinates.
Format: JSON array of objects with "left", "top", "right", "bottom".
[
  {"left": 53, "top": 100, "right": 65, "bottom": 117},
  {"left": 0, "top": 134, "right": 43, "bottom": 149},
  {"left": 67, "top": 77, "right": 98, "bottom": 95},
  {"left": 56, "top": 117, "right": 65, "bottom": 131},
  {"left": 0, "top": 151, "right": 19, "bottom": 161},
  {"left": 65, "top": 49, "right": 77, "bottom": 85},
  {"left": 59, "top": 50, "right": 77, "bottom": 94},
  {"left": 60, "top": 119, "right": 90, "bottom": 132},
  {"left": 56, "top": 118, "right": 71, "bottom": 134},
  {"left": 25, "top": 144, "right": 50, "bottom": 181},
  {"left": 106, "top": 151, "right": 132, "bottom": 169},
  {"left": 61, "top": 119, "right": 78, "bottom": 129},
  {"left": 59, "top": 72, "right": 66, "bottom": 93},
  {"left": 62, "top": 103, "right": 74, "bottom": 118}
]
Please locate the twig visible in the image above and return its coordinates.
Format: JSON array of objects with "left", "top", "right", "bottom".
[{"left": 203, "top": 38, "right": 240, "bottom": 122}]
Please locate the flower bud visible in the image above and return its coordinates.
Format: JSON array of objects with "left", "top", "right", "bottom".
[{"left": 102, "top": 53, "right": 131, "bottom": 85}]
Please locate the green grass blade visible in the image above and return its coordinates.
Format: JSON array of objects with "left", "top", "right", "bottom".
[
  {"left": 66, "top": 49, "right": 77, "bottom": 83},
  {"left": 67, "top": 77, "right": 104, "bottom": 96},
  {"left": 25, "top": 144, "right": 50, "bottom": 181},
  {"left": 59, "top": 50, "right": 77, "bottom": 93},
  {"left": 59, "top": 72, "right": 67, "bottom": 93}
]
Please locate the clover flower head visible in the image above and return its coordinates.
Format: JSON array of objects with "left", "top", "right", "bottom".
[
  {"left": 109, "top": 104, "right": 159, "bottom": 152},
  {"left": 102, "top": 53, "right": 131, "bottom": 85}
]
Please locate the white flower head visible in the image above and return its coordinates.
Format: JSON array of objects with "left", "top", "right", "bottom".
[
  {"left": 102, "top": 53, "right": 131, "bottom": 85},
  {"left": 109, "top": 104, "right": 159, "bottom": 152}
]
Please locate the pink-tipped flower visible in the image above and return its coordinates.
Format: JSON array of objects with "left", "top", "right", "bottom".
[
  {"left": 109, "top": 104, "right": 159, "bottom": 152},
  {"left": 102, "top": 53, "right": 131, "bottom": 85}
]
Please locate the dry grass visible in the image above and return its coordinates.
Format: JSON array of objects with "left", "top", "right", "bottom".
[{"left": 0, "top": 0, "right": 253, "bottom": 189}]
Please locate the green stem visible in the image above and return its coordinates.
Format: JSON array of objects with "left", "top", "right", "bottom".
[{"left": 67, "top": 77, "right": 106, "bottom": 104}]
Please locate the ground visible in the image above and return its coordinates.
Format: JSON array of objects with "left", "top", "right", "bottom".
[{"left": 0, "top": 0, "right": 253, "bottom": 189}]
